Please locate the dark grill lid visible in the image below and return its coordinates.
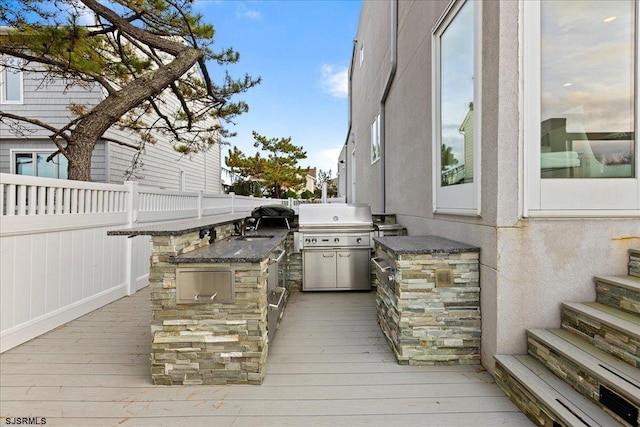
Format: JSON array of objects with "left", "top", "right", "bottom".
[{"left": 251, "top": 204, "right": 296, "bottom": 219}]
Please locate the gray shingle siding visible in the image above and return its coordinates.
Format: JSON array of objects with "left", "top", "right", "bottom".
[{"left": 1, "top": 59, "right": 221, "bottom": 192}]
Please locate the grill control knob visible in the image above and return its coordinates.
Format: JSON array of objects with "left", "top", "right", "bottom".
[
  {"left": 305, "top": 238, "right": 310, "bottom": 244},
  {"left": 356, "top": 237, "right": 362, "bottom": 243},
  {"left": 334, "top": 237, "right": 340, "bottom": 243},
  {"left": 311, "top": 238, "right": 317, "bottom": 243}
]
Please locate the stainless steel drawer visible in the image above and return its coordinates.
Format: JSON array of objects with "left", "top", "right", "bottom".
[{"left": 175, "top": 267, "right": 235, "bottom": 304}]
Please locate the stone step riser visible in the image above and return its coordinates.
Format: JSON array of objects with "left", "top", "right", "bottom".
[
  {"left": 596, "top": 278, "right": 640, "bottom": 316},
  {"left": 494, "top": 355, "right": 623, "bottom": 427},
  {"left": 561, "top": 304, "right": 640, "bottom": 369},
  {"left": 630, "top": 249, "right": 640, "bottom": 279},
  {"left": 527, "top": 332, "right": 640, "bottom": 427},
  {"left": 494, "top": 362, "right": 563, "bottom": 427}
]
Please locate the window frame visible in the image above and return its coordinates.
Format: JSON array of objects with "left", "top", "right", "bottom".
[
  {"left": 11, "top": 150, "right": 68, "bottom": 179},
  {"left": 1, "top": 56, "right": 24, "bottom": 104},
  {"left": 371, "top": 112, "right": 380, "bottom": 165},
  {"left": 431, "top": 0, "right": 482, "bottom": 216},
  {"left": 522, "top": 0, "right": 640, "bottom": 216}
]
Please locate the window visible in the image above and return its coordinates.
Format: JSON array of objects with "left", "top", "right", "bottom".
[
  {"left": 432, "top": 0, "right": 482, "bottom": 215},
  {"left": 371, "top": 112, "right": 380, "bottom": 164},
  {"left": 13, "top": 151, "right": 68, "bottom": 179},
  {"left": 524, "top": 0, "right": 640, "bottom": 214},
  {"left": 1, "top": 56, "right": 23, "bottom": 104}
]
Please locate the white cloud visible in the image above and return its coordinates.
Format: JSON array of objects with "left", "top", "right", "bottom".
[
  {"left": 314, "top": 146, "right": 342, "bottom": 177},
  {"left": 236, "top": 4, "right": 262, "bottom": 20},
  {"left": 320, "top": 65, "right": 348, "bottom": 98}
]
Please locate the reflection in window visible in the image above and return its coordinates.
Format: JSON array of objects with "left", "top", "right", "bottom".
[
  {"left": 371, "top": 113, "right": 380, "bottom": 164},
  {"left": 540, "top": 0, "right": 635, "bottom": 179},
  {"left": 439, "top": 0, "right": 474, "bottom": 187},
  {"left": 14, "top": 152, "right": 68, "bottom": 179}
]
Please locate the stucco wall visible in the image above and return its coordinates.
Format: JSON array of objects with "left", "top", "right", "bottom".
[{"left": 349, "top": 0, "right": 640, "bottom": 374}]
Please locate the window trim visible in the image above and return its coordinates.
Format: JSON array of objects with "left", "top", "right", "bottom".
[
  {"left": 522, "top": 0, "right": 640, "bottom": 217},
  {"left": 371, "top": 112, "right": 380, "bottom": 165},
  {"left": 1, "top": 56, "right": 24, "bottom": 104},
  {"left": 431, "top": 0, "right": 482, "bottom": 216},
  {"left": 10, "top": 150, "right": 68, "bottom": 179}
]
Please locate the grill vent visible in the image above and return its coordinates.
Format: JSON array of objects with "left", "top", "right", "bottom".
[{"left": 599, "top": 385, "right": 638, "bottom": 427}]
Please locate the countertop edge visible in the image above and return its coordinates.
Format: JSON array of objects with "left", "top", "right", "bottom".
[
  {"left": 107, "top": 212, "right": 251, "bottom": 237},
  {"left": 373, "top": 235, "right": 481, "bottom": 255},
  {"left": 169, "top": 231, "right": 289, "bottom": 264}
]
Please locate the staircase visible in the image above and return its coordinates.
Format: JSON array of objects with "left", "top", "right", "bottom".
[{"left": 495, "top": 249, "right": 640, "bottom": 427}]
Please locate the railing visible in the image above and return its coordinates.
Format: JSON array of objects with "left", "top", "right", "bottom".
[{"left": 0, "top": 173, "right": 284, "bottom": 352}]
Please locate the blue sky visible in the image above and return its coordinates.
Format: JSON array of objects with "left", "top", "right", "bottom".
[{"left": 192, "top": 0, "right": 363, "bottom": 178}]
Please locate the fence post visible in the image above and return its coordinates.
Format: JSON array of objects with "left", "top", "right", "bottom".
[
  {"left": 230, "top": 191, "right": 236, "bottom": 214},
  {"left": 124, "top": 182, "right": 139, "bottom": 296}
]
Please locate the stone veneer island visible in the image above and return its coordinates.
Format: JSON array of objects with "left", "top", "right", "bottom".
[
  {"left": 109, "top": 215, "right": 289, "bottom": 385},
  {"left": 373, "top": 235, "right": 481, "bottom": 365}
]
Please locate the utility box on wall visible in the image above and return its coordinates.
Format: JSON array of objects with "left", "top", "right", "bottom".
[{"left": 175, "top": 267, "right": 235, "bottom": 304}]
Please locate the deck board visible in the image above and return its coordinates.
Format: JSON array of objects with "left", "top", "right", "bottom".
[{"left": 1, "top": 287, "right": 533, "bottom": 426}]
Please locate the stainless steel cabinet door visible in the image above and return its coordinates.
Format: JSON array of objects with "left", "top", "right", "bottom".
[
  {"left": 303, "top": 251, "right": 337, "bottom": 290},
  {"left": 337, "top": 249, "right": 371, "bottom": 290}
]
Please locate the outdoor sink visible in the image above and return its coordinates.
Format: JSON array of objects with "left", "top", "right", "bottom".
[{"left": 234, "top": 235, "right": 274, "bottom": 242}]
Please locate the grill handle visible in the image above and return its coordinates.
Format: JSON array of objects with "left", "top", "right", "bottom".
[
  {"left": 269, "top": 286, "right": 286, "bottom": 310},
  {"left": 371, "top": 257, "right": 392, "bottom": 272}
]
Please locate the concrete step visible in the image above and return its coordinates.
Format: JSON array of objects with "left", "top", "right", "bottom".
[
  {"left": 562, "top": 301, "right": 640, "bottom": 368},
  {"left": 527, "top": 328, "right": 640, "bottom": 427},
  {"left": 495, "top": 354, "right": 621, "bottom": 427},
  {"left": 596, "top": 275, "right": 640, "bottom": 316},
  {"left": 629, "top": 249, "right": 640, "bottom": 278}
]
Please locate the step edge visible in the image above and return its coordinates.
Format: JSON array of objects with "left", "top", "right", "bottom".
[
  {"left": 495, "top": 354, "right": 620, "bottom": 427},
  {"left": 527, "top": 328, "right": 640, "bottom": 403},
  {"left": 548, "top": 328, "right": 640, "bottom": 383},
  {"left": 595, "top": 275, "right": 640, "bottom": 291},
  {"left": 561, "top": 302, "right": 640, "bottom": 338}
]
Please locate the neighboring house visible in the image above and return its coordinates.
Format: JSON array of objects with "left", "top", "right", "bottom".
[
  {"left": 343, "top": 0, "right": 639, "bottom": 373},
  {"left": 0, "top": 55, "right": 222, "bottom": 193},
  {"left": 303, "top": 167, "right": 317, "bottom": 194}
]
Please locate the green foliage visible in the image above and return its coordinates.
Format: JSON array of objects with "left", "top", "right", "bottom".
[
  {"left": 225, "top": 132, "right": 308, "bottom": 199},
  {"left": 315, "top": 169, "right": 338, "bottom": 198},
  {"left": 0, "top": 0, "right": 260, "bottom": 181},
  {"left": 300, "top": 189, "right": 314, "bottom": 200},
  {"left": 441, "top": 144, "right": 458, "bottom": 169}
]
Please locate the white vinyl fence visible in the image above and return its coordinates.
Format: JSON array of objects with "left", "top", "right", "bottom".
[{"left": 0, "top": 173, "right": 283, "bottom": 352}]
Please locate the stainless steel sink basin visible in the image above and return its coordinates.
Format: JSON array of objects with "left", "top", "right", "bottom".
[{"left": 234, "top": 235, "right": 274, "bottom": 242}]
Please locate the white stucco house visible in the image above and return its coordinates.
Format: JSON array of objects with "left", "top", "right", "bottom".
[
  {"left": 0, "top": 51, "right": 222, "bottom": 193},
  {"left": 343, "top": 0, "right": 640, "bottom": 373}
]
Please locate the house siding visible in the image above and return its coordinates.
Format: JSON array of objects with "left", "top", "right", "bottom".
[
  {"left": 1, "top": 61, "right": 222, "bottom": 192},
  {"left": 348, "top": 0, "right": 640, "bottom": 374}
]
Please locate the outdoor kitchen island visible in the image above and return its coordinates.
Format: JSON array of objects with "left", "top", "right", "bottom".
[
  {"left": 108, "top": 215, "right": 290, "bottom": 385},
  {"left": 372, "top": 235, "right": 481, "bottom": 366}
]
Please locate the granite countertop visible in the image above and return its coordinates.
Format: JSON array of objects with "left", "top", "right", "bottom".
[
  {"left": 373, "top": 235, "right": 480, "bottom": 255},
  {"left": 169, "top": 230, "right": 289, "bottom": 263},
  {"left": 107, "top": 212, "right": 250, "bottom": 237}
]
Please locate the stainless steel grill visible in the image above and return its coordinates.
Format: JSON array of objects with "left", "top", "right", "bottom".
[{"left": 296, "top": 204, "right": 373, "bottom": 291}]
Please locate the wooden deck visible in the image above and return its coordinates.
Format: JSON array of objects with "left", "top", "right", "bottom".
[{"left": 1, "top": 288, "right": 532, "bottom": 426}]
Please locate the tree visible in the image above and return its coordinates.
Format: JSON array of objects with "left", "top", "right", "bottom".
[
  {"left": 225, "top": 131, "right": 307, "bottom": 199},
  {"left": 441, "top": 144, "right": 458, "bottom": 170},
  {"left": 315, "top": 169, "right": 337, "bottom": 198},
  {"left": 0, "top": 0, "right": 260, "bottom": 181}
]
